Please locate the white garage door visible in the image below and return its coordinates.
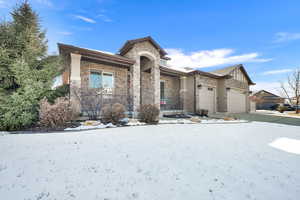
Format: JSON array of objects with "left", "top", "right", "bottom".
[
  {"left": 198, "top": 86, "right": 216, "bottom": 113},
  {"left": 228, "top": 89, "right": 246, "bottom": 113}
]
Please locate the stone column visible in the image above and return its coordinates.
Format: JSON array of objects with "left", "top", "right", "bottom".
[
  {"left": 180, "top": 76, "right": 187, "bottom": 111},
  {"left": 151, "top": 60, "right": 160, "bottom": 109},
  {"left": 131, "top": 57, "right": 141, "bottom": 117},
  {"left": 70, "top": 53, "right": 82, "bottom": 114}
]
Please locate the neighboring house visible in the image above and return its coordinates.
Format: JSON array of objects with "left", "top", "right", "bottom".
[
  {"left": 58, "top": 36, "right": 255, "bottom": 116},
  {"left": 290, "top": 96, "right": 300, "bottom": 106},
  {"left": 252, "top": 90, "right": 285, "bottom": 110}
]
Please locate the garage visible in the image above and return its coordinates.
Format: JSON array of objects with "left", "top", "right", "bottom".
[
  {"left": 227, "top": 88, "right": 246, "bottom": 113},
  {"left": 198, "top": 86, "right": 216, "bottom": 113}
]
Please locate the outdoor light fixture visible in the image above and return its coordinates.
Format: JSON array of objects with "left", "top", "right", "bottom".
[
  {"left": 197, "top": 84, "right": 202, "bottom": 89},
  {"left": 226, "top": 87, "right": 231, "bottom": 91}
]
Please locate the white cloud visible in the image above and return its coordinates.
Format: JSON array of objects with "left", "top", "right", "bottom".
[
  {"left": 261, "top": 69, "right": 293, "bottom": 75},
  {"left": 74, "top": 15, "right": 96, "bottom": 24},
  {"left": 35, "top": 0, "right": 53, "bottom": 7},
  {"left": 273, "top": 32, "right": 300, "bottom": 43},
  {"left": 251, "top": 81, "right": 282, "bottom": 96},
  {"left": 97, "top": 14, "right": 112, "bottom": 22},
  {"left": 57, "top": 31, "right": 73, "bottom": 36},
  {"left": 166, "top": 48, "right": 271, "bottom": 70}
]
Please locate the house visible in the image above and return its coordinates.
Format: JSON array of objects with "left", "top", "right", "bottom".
[
  {"left": 252, "top": 90, "right": 285, "bottom": 110},
  {"left": 57, "top": 36, "right": 255, "bottom": 116}
]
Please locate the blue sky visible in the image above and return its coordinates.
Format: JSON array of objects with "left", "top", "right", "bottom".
[{"left": 1, "top": 0, "right": 300, "bottom": 94}]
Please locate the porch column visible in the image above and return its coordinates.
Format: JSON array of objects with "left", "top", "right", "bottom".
[
  {"left": 131, "top": 58, "right": 141, "bottom": 117},
  {"left": 151, "top": 60, "right": 160, "bottom": 109},
  {"left": 180, "top": 76, "right": 187, "bottom": 111},
  {"left": 70, "top": 53, "right": 82, "bottom": 114}
]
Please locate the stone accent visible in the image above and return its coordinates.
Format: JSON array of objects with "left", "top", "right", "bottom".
[
  {"left": 161, "top": 74, "right": 180, "bottom": 110},
  {"left": 123, "top": 41, "right": 161, "bottom": 116}
]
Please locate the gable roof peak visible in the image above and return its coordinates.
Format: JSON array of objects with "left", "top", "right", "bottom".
[{"left": 119, "top": 36, "right": 167, "bottom": 57}]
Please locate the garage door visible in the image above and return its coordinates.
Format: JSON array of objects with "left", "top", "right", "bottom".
[
  {"left": 228, "top": 89, "right": 246, "bottom": 113},
  {"left": 198, "top": 86, "right": 216, "bottom": 113}
]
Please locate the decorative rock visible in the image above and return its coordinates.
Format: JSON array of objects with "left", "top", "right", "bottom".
[{"left": 83, "top": 120, "right": 101, "bottom": 126}]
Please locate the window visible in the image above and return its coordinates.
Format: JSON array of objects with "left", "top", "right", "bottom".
[
  {"left": 102, "top": 72, "right": 114, "bottom": 88},
  {"left": 90, "top": 71, "right": 102, "bottom": 88},
  {"left": 89, "top": 71, "right": 114, "bottom": 89},
  {"left": 52, "top": 75, "right": 62, "bottom": 89}
]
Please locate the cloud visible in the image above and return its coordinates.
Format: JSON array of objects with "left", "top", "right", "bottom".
[
  {"left": 166, "top": 48, "right": 271, "bottom": 69},
  {"left": 35, "top": 0, "right": 53, "bottom": 7},
  {"left": 97, "top": 14, "right": 112, "bottom": 22},
  {"left": 261, "top": 69, "right": 293, "bottom": 75},
  {"left": 251, "top": 81, "right": 282, "bottom": 96},
  {"left": 273, "top": 32, "right": 300, "bottom": 43},
  {"left": 74, "top": 15, "right": 96, "bottom": 24},
  {"left": 57, "top": 31, "right": 73, "bottom": 36}
]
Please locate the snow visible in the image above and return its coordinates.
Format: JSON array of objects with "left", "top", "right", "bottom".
[
  {"left": 65, "top": 123, "right": 116, "bottom": 131},
  {"left": 1, "top": 122, "right": 300, "bottom": 200},
  {"left": 269, "top": 137, "right": 300, "bottom": 155}
]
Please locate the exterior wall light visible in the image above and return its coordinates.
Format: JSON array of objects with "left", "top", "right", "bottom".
[{"left": 197, "top": 84, "right": 202, "bottom": 89}]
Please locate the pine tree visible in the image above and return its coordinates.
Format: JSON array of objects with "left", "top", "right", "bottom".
[{"left": 0, "top": 2, "right": 62, "bottom": 131}]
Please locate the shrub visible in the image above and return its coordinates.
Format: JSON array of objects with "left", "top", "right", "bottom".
[
  {"left": 138, "top": 104, "right": 160, "bottom": 124},
  {"left": 101, "top": 103, "right": 126, "bottom": 124},
  {"left": 39, "top": 97, "right": 77, "bottom": 128},
  {"left": 44, "top": 84, "right": 70, "bottom": 104}
]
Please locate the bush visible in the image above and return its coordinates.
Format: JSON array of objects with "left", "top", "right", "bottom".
[
  {"left": 138, "top": 104, "right": 160, "bottom": 124},
  {"left": 101, "top": 103, "right": 126, "bottom": 124},
  {"left": 44, "top": 84, "right": 70, "bottom": 104},
  {"left": 39, "top": 97, "right": 77, "bottom": 128}
]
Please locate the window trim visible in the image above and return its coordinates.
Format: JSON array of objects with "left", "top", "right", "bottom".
[{"left": 89, "top": 70, "right": 115, "bottom": 89}]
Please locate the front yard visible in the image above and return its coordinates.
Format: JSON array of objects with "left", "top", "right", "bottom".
[{"left": 1, "top": 122, "right": 300, "bottom": 200}]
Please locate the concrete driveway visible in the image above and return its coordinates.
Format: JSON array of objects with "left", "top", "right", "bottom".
[
  {"left": 212, "top": 112, "right": 300, "bottom": 126},
  {"left": 0, "top": 122, "right": 300, "bottom": 199}
]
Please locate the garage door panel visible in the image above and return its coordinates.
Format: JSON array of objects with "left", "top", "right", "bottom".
[
  {"left": 228, "top": 89, "right": 246, "bottom": 113},
  {"left": 199, "top": 87, "right": 215, "bottom": 113}
]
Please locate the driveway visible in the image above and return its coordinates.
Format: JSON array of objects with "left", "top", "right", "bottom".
[
  {"left": 212, "top": 112, "right": 300, "bottom": 126},
  {"left": 1, "top": 122, "right": 300, "bottom": 200}
]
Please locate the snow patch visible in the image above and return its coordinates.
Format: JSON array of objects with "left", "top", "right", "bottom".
[{"left": 269, "top": 137, "right": 300, "bottom": 155}]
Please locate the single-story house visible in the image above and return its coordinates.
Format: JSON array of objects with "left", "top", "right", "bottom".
[
  {"left": 252, "top": 90, "right": 285, "bottom": 110},
  {"left": 57, "top": 36, "right": 255, "bottom": 116}
]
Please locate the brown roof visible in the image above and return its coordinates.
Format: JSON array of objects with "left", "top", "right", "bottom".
[
  {"left": 212, "top": 64, "right": 255, "bottom": 85},
  {"left": 119, "top": 36, "right": 167, "bottom": 57},
  {"left": 252, "top": 90, "right": 283, "bottom": 98},
  {"left": 58, "top": 43, "right": 135, "bottom": 67},
  {"left": 188, "top": 69, "right": 231, "bottom": 79}
]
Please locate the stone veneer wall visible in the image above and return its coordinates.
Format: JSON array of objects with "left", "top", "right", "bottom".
[
  {"left": 80, "top": 60, "right": 129, "bottom": 106},
  {"left": 160, "top": 74, "right": 180, "bottom": 110},
  {"left": 184, "top": 76, "right": 195, "bottom": 112},
  {"left": 123, "top": 41, "right": 161, "bottom": 112}
]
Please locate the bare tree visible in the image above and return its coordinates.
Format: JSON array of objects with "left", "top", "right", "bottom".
[{"left": 280, "top": 69, "right": 300, "bottom": 114}]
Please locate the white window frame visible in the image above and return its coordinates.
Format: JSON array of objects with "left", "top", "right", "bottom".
[{"left": 89, "top": 70, "right": 115, "bottom": 93}]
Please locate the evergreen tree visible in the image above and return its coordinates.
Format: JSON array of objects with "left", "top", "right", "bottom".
[{"left": 0, "top": 1, "right": 62, "bottom": 131}]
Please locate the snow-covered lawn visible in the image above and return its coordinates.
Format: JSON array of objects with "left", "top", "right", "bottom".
[{"left": 1, "top": 122, "right": 300, "bottom": 200}]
